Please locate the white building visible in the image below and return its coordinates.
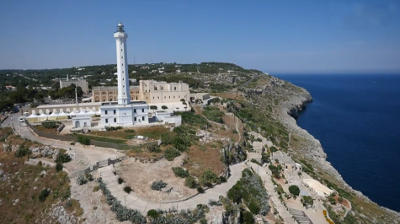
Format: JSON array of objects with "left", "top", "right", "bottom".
[{"left": 99, "top": 23, "right": 149, "bottom": 128}]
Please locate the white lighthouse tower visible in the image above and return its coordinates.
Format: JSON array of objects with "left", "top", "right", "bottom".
[
  {"left": 99, "top": 23, "right": 149, "bottom": 128},
  {"left": 114, "top": 23, "right": 130, "bottom": 105}
]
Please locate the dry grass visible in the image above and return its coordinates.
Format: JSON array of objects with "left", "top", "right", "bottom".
[
  {"left": 215, "top": 92, "right": 245, "bottom": 101},
  {"left": 183, "top": 142, "right": 225, "bottom": 178},
  {"left": 0, "top": 150, "right": 81, "bottom": 223}
]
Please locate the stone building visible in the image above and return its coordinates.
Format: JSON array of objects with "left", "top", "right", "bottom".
[
  {"left": 92, "top": 80, "right": 189, "bottom": 104},
  {"left": 59, "top": 75, "right": 89, "bottom": 94}
]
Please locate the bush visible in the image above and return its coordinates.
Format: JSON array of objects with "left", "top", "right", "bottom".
[
  {"left": 15, "top": 146, "right": 30, "bottom": 157},
  {"left": 56, "top": 162, "right": 63, "bottom": 172},
  {"left": 77, "top": 135, "right": 90, "bottom": 145},
  {"left": 289, "top": 185, "right": 300, "bottom": 197},
  {"left": 151, "top": 180, "right": 167, "bottom": 191},
  {"left": 185, "top": 176, "right": 197, "bottom": 188},
  {"left": 172, "top": 167, "right": 189, "bottom": 178},
  {"left": 268, "top": 164, "right": 282, "bottom": 179},
  {"left": 301, "top": 196, "right": 314, "bottom": 208},
  {"left": 240, "top": 210, "right": 255, "bottom": 224},
  {"left": 123, "top": 186, "right": 132, "bottom": 193},
  {"left": 203, "top": 106, "right": 224, "bottom": 123},
  {"left": 147, "top": 209, "right": 159, "bottom": 219},
  {"left": 200, "top": 170, "right": 218, "bottom": 187},
  {"left": 197, "top": 186, "right": 205, "bottom": 193},
  {"left": 42, "top": 121, "right": 59, "bottom": 129},
  {"left": 261, "top": 152, "right": 270, "bottom": 164},
  {"left": 56, "top": 151, "right": 71, "bottom": 163},
  {"left": 150, "top": 105, "right": 158, "bottom": 110},
  {"left": 161, "top": 105, "right": 168, "bottom": 110},
  {"left": 228, "top": 169, "right": 270, "bottom": 215},
  {"left": 118, "top": 177, "right": 124, "bottom": 184},
  {"left": 105, "top": 126, "right": 122, "bottom": 131},
  {"left": 164, "top": 147, "right": 181, "bottom": 161},
  {"left": 77, "top": 175, "right": 88, "bottom": 185},
  {"left": 39, "top": 189, "right": 50, "bottom": 202},
  {"left": 147, "top": 144, "right": 161, "bottom": 153}
]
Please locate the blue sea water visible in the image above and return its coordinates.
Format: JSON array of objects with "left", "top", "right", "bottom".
[{"left": 277, "top": 74, "right": 400, "bottom": 212}]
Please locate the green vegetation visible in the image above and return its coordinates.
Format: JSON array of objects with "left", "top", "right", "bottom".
[
  {"left": 55, "top": 150, "right": 71, "bottom": 163},
  {"left": 123, "top": 186, "right": 132, "bottom": 193},
  {"left": 240, "top": 210, "right": 255, "bottom": 224},
  {"left": 203, "top": 106, "right": 224, "bottom": 123},
  {"left": 77, "top": 135, "right": 91, "bottom": 145},
  {"left": 289, "top": 185, "right": 300, "bottom": 197},
  {"left": 227, "top": 169, "right": 269, "bottom": 215},
  {"left": 151, "top": 180, "right": 167, "bottom": 191},
  {"left": 41, "top": 121, "right": 60, "bottom": 129},
  {"left": 15, "top": 146, "right": 30, "bottom": 157},
  {"left": 164, "top": 147, "right": 181, "bottom": 161},
  {"left": 55, "top": 162, "right": 63, "bottom": 172},
  {"left": 172, "top": 167, "right": 189, "bottom": 178},
  {"left": 268, "top": 164, "right": 282, "bottom": 179},
  {"left": 301, "top": 196, "right": 314, "bottom": 208},
  {"left": 199, "top": 170, "right": 218, "bottom": 187},
  {"left": 176, "top": 111, "right": 208, "bottom": 127},
  {"left": 38, "top": 188, "right": 50, "bottom": 202},
  {"left": 185, "top": 176, "right": 198, "bottom": 188}
]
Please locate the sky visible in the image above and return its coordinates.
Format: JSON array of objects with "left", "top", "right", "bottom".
[{"left": 0, "top": 0, "right": 399, "bottom": 74}]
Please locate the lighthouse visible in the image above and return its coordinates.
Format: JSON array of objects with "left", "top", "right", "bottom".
[
  {"left": 114, "top": 23, "right": 130, "bottom": 105},
  {"left": 99, "top": 23, "right": 149, "bottom": 128}
]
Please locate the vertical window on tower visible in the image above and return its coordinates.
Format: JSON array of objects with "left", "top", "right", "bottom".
[
  {"left": 105, "top": 110, "right": 108, "bottom": 115},
  {"left": 105, "top": 119, "right": 108, "bottom": 123},
  {"left": 114, "top": 118, "right": 116, "bottom": 122}
]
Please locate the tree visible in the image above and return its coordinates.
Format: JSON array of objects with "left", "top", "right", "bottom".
[{"left": 289, "top": 185, "right": 300, "bottom": 197}]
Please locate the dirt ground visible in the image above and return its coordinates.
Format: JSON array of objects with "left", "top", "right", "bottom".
[{"left": 115, "top": 155, "right": 197, "bottom": 202}]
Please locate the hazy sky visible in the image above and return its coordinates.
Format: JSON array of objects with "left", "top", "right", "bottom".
[{"left": 0, "top": 0, "right": 399, "bottom": 74}]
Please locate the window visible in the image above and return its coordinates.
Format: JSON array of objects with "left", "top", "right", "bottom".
[
  {"left": 114, "top": 118, "right": 116, "bottom": 122},
  {"left": 105, "top": 119, "right": 108, "bottom": 123},
  {"left": 142, "top": 108, "right": 144, "bottom": 112},
  {"left": 174, "top": 87, "right": 176, "bottom": 90},
  {"left": 105, "top": 110, "right": 108, "bottom": 115},
  {"left": 142, "top": 116, "right": 145, "bottom": 121},
  {"left": 134, "top": 117, "right": 137, "bottom": 121},
  {"left": 113, "top": 110, "right": 116, "bottom": 114},
  {"left": 134, "top": 109, "right": 136, "bottom": 113}
]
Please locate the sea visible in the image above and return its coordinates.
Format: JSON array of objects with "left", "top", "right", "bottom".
[{"left": 277, "top": 74, "right": 400, "bottom": 212}]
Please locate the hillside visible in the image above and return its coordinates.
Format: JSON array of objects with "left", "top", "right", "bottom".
[{"left": 1, "top": 62, "right": 399, "bottom": 223}]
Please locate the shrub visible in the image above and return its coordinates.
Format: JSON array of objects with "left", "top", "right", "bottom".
[
  {"left": 197, "top": 186, "right": 205, "bottom": 193},
  {"left": 15, "top": 146, "right": 30, "bottom": 157},
  {"left": 123, "top": 186, "right": 132, "bottom": 193},
  {"left": 164, "top": 147, "right": 181, "bottom": 161},
  {"left": 42, "top": 121, "right": 59, "bottom": 129},
  {"left": 39, "top": 189, "right": 50, "bottom": 202},
  {"left": 55, "top": 162, "right": 63, "bottom": 172},
  {"left": 185, "top": 176, "right": 197, "bottom": 188},
  {"left": 228, "top": 169, "right": 270, "bottom": 215},
  {"left": 118, "top": 177, "right": 124, "bottom": 184},
  {"left": 105, "top": 126, "right": 122, "bottom": 131},
  {"left": 268, "top": 164, "right": 282, "bottom": 179},
  {"left": 77, "top": 135, "right": 90, "bottom": 145},
  {"left": 161, "top": 105, "right": 168, "bottom": 110},
  {"left": 150, "top": 105, "right": 158, "bottom": 110},
  {"left": 289, "top": 185, "right": 300, "bottom": 197},
  {"left": 200, "top": 170, "right": 218, "bottom": 187},
  {"left": 147, "top": 209, "right": 159, "bottom": 219},
  {"left": 77, "top": 175, "right": 87, "bottom": 185},
  {"left": 301, "top": 196, "right": 314, "bottom": 208},
  {"left": 240, "top": 210, "right": 255, "bottom": 224},
  {"left": 147, "top": 144, "right": 161, "bottom": 153},
  {"left": 261, "top": 153, "right": 270, "bottom": 164},
  {"left": 151, "top": 180, "right": 167, "bottom": 191},
  {"left": 56, "top": 151, "right": 71, "bottom": 163},
  {"left": 203, "top": 106, "right": 224, "bottom": 123},
  {"left": 172, "top": 167, "right": 189, "bottom": 178}
]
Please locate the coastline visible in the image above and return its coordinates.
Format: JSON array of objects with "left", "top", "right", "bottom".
[{"left": 280, "top": 85, "right": 400, "bottom": 217}]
